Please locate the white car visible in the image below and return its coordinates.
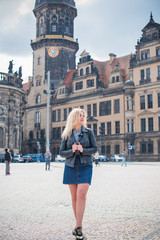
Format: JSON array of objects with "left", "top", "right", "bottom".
[
  {"left": 55, "top": 155, "right": 65, "bottom": 162},
  {"left": 111, "top": 154, "right": 123, "bottom": 162},
  {"left": 12, "top": 155, "right": 23, "bottom": 163}
]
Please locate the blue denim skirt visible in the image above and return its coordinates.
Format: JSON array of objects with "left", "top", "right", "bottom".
[{"left": 63, "top": 157, "right": 93, "bottom": 185}]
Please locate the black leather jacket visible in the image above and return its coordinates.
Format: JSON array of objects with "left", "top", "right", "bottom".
[{"left": 60, "top": 126, "right": 97, "bottom": 167}]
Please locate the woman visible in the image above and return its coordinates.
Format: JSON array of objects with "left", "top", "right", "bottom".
[
  {"left": 60, "top": 108, "right": 97, "bottom": 240},
  {"left": 5, "top": 148, "right": 11, "bottom": 175}
]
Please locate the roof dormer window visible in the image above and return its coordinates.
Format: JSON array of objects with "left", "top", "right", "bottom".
[{"left": 141, "top": 50, "right": 150, "bottom": 60}]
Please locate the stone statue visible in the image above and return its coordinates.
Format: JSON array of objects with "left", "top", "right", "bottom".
[
  {"left": 19, "top": 66, "right": 22, "bottom": 78},
  {"left": 8, "top": 60, "right": 13, "bottom": 74}
]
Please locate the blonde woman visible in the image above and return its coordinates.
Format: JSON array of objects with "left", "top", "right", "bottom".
[{"left": 60, "top": 108, "right": 97, "bottom": 240}]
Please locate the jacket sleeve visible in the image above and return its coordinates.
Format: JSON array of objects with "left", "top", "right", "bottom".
[
  {"left": 82, "top": 129, "right": 97, "bottom": 155},
  {"left": 59, "top": 138, "right": 74, "bottom": 158}
]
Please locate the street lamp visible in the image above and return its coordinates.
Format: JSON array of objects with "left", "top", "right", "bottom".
[{"left": 99, "top": 126, "right": 102, "bottom": 156}]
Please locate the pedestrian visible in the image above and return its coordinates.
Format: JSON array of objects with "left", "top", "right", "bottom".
[
  {"left": 60, "top": 108, "right": 97, "bottom": 240},
  {"left": 5, "top": 148, "right": 11, "bottom": 175},
  {"left": 44, "top": 150, "right": 51, "bottom": 170},
  {"left": 121, "top": 149, "right": 127, "bottom": 167},
  {"left": 94, "top": 151, "right": 100, "bottom": 166}
]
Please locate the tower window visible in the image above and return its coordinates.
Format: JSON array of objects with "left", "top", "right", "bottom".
[
  {"left": 65, "top": 26, "right": 69, "bottom": 34},
  {"left": 52, "top": 24, "right": 56, "bottom": 33},
  {"left": 37, "top": 57, "right": 41, "bottom": 65},
  {"left": 36, "top": 94, "right": 41, "bottom": 104},
  {"left": 80, "top": 69, "right": 83, "bottom": 76},
  {"left": 40, "top": 19, "right": 43, "bottom": 35}
]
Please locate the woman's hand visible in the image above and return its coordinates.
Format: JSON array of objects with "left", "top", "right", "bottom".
[
  {"left": 77, "top": 142, "right": 83, "bottom": 153},
  {"left": 72, "top": 143, "right": 78, "bottom": 153}
]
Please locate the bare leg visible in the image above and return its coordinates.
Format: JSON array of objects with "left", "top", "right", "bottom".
[
  {"left": 76, "top": 183, "right": 89, "bottom": 228},
  {"left": 69, "top": 184, "right": 78, "bottom": 220}
]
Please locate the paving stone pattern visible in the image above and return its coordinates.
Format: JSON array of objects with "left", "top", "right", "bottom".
[{"left": 0, "top": 162, "right": 160, "bottom": 240}]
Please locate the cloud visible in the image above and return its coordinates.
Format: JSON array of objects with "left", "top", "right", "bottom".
[
  {"left": 75, "top": 0, "right": 93, "bottom": 7},
  {"left": 0, "top": 0, "right": 35, "bottom": 56}
]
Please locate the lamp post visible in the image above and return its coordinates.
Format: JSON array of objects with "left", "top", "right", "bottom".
[
  {"left": 46, "top": 71, "right": 50, "bottom": 152},
  {"left": 99, "top": 126, "right": 102, "bottom": 156}
]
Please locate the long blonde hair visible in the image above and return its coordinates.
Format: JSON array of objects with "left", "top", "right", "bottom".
[{"left": 62, "top": 108, "right": 87, "bottom": 140}]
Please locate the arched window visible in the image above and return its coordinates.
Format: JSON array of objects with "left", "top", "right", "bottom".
[
  {"left": 0, "top": 127, "right": 4, "bottom": 147},
  {"left": 36, "top": 112, "right": 41, "bottom": 123},
  {"left": 80, "top": 69, "right": 83, "bottom": 76},
  {"left": 36, "top": 94, "right": 41, "bottom": 104},
  {"left": 86, "top": 67, "right": 89, "bottom": 75},
  {"left": 13, "top": 129, "right": 17, "bottom": 148}
]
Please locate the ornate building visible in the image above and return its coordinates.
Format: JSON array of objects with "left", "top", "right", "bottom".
[
  {"left": 22, "top": 2, "right": 160, "bottom": 161},
  {"left": 0, "top": 65, "right": 26, "bottom": 155}
]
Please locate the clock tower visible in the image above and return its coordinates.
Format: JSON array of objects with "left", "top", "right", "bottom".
[{"left": 31, "top": 0, "right": 79, "bottom": 88}]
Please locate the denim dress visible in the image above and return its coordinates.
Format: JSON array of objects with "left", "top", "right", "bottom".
[{"left": 63, "top": 128, "right": 93, "bottom": 185}]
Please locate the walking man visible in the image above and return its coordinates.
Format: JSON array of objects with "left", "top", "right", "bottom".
[
  {"left": 121, "top": 149, "right": 127, "bottom": 167},
  {"left": 5, "top": 149, "right": 11, "bottom": 175},
  {"left": 45, "top": 150, "right": 51, "bottom": 170}
]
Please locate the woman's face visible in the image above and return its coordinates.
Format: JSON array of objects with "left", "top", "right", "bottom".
[{"left": 78, "top": 111, "right": 85, "bottom": 125}]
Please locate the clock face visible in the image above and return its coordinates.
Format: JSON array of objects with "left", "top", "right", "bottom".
[
  {"left": 0, "top": 108, "right": 4, "bottom": 115},
  {"left": 48, "top": 47, "right": 59, "bottom": 58}
]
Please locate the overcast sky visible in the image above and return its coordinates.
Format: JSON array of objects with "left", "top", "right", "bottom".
[{"left": 0, "top": 0, "right": 159, "bottom": 83}]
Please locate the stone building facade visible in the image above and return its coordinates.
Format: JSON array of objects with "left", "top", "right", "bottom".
[
  {"left": 0, "top": 72, "right": 26, "bottom": 155},
  {"left": 22, "top": 1, "right": 160, "bottom": 161}
]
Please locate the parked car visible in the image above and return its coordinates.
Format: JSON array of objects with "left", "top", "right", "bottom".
[
  {"left": 111, "top": 154, "right": 123, "bottom": 162},
  {"left": 55, "top": 155, "right": 65, "bottom": 162},
  {"left": 0, "top": 153, "right": 5, "bottom": 163},
  {"left": 25, "top": 153, "right": 45, "bottom": 162},
  {"left": 12, "top": 155, "right": 23, "bottom": 163},
  {"left": 22, "top": 155, "right": 34, "bottom": 163},
  {"left": 98, "top": 155, "right": 109, "bottom": 162}
]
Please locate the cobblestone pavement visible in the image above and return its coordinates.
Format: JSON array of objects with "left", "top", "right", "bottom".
[{"left": 0, "top": 162, "right": 160, "bottom": 240}]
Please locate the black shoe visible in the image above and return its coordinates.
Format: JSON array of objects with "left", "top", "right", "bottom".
[{"left": 74, "top": 227, "right": 84, "bottom": 240}]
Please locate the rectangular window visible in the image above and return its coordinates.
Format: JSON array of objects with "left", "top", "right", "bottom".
[
  {"left": 141, "top": 70, "right": 145, "bottom": 80},
  {"left": 87, "top": 124, "right": 91, "bottom": 129},
  {"left": 52, "top": 128, "right": 56, "bottom": 139},
  {"left": 116, "top": 76, "right": 119, "bottom": 82},
  {"left": 158, "top": 93, "right": 160, "bottom": 108},
  {"left": 99, "top": 101, "right": 112, "bottom": 116},
  {"left": 141, "top": 143, "right": 146, "bottom": 153},
  {"left": 148, "top": 94, "right": 153, "bottom": 108},
  {"left": 93, "top": 124, "right": 97, "bottom": 136},
  {"left": 146, "top": 68, "right": 150, "bottom": 79},
  {"left": 93, "top": 104, "right": 97, "bottom": 117},
  {"left": 148, "top": 142, "right": 153, "bottom": 153},
  {"left": 107, "top": 122, "right": 111, "bottom": 135},
  {"left": 101, "top": 123, "right": 105, "bottom": 135},
  {"left": 148, "top": 118, "right": 154, "bottom": 132},
  {"left": 76, "top": 81, "right": 83, "bottom": 90},
  {"left": 156, "top": 47, "right": 160, "bottom": 56},
  {"left": 114, "top": 99, "right": 120, "bottom": 114},
  {"left": 87, "top": 104, "right": 91, "bottom": 117},
  {"left": 112, "top": 77, "right": 115, "bottom": 83},
  {"left": 158, "top": 66, "right": 160, "bottom": 79},
  {"left": 106, "top": 101, "right": 111, "bottom": 115},
  {"left": 87, "top": 79, "right": 94, "bottom": 88},
  {"left": 37, "top": 57, "right": 41, "bottom": 65},
  {"left": 52, "top": 110, "right": 56, "bottom": 122},
  {"left": 115, "top": 145, "right": 120, "bottom": 154},
  {"left": 57, "top": 127, "right": 61, "bottom": 139},
  {"left": 158, "top": 141, "right": 160, "bottom": 154},
  {"left": 141, "top": 118, "right": 146, "bottom": 132},
  {"left": 63, "top": 108, "right": 67, "bottom": 121},
  {"left": 69, "top": 107, "right": 72, "bottom": 113},
  {"left": 80, "top": 106, "right": 84, "bottom": 109},
  {"left": 57, "top": 109, "right": 61, "bottom": 122},
  {"left": 141, "top": 50, "right": 150, "bottom": 59},
  {"left": 106, "top": 145, "right": 110, "bottom": 155},
  {"left": 158, "top": 117, "right": 160, "bottom": 131},
  {"left": 115, "top": 121, "right": 120, "bottom": 134},
  {"left": 140, "top": 96, "right": 145, "bottom": 110}
]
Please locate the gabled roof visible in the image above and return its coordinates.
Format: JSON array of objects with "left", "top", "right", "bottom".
[
  {"left": 93, "top": 54, "right": 131, "bottom": 87},
  {"left": 142, "top": 13, "right": 160, "bottom": 31}
]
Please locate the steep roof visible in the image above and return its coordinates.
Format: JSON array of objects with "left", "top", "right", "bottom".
[
  {"left": 93, "top": 54, "right": 131, "bottom": 87},
  {"left": 64, "top": 69, "right": 76, "bottom": 88},
  {"left": 23, "top": 82, "right": 30, "bottom": 92},
  {"left": 142, "top": 13, "right": 160, "bottom": 31}
]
